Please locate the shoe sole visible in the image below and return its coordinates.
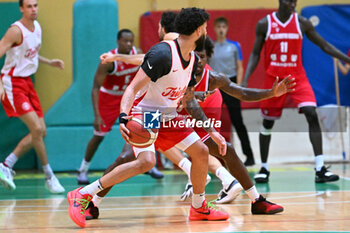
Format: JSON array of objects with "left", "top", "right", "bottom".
[
  {"left": 252, "top": 207, "right": 284, "bottom": 215},
  {"left": 189, "top": 215, "right": 229, "bottom": 221},
  {"left": 315, "top": 176, "right": 340, "bottom": 183},
  {"left": 67, "top": 190, "right": 85, "bottom": 228}
]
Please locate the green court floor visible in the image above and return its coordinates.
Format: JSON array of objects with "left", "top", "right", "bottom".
[{"left": 1, "top": 164, "right": 349, "bottom": 201}]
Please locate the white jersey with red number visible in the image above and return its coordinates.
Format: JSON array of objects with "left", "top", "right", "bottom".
[
  {"left": 100, "top": 46, "right": 139, "bottom": 96},
  {"left": 264, "top": 12, "right": 306, "bottom": 77},
  {"left": 132, "top": 40, "right": 195, "bottom": 121},
  {"left": 1, "top": 20, "right": 41, "bottom": 77}
]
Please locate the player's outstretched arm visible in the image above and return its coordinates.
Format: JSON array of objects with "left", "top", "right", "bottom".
[
  {"left": 183, "top": 86, "right": 227, "bottom": 155},
  {"left": 242, "top": 18, "right": 267, "bottom": 87},
  {"left": 212, "top": 71, "right": 295, "bottom": 101},
  {"left": 119, "top": 68, "right": 150, "bottom": 141},
  {"left": 302, "top": 16, "right": 350, "bottom": 64},
  {"left": 38, "top": 56, "right": 64, "bottom": 69},
  {"left": 100, "top": 53, "right": 145, "bottom": 66}
]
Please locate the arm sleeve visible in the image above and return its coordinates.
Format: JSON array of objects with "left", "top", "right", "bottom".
[
  {"left": 188, "top": 54, "right": 199, "bottom": 87},
  {"left": 140, "top": 42, "right": 172, "bottom": 82}
]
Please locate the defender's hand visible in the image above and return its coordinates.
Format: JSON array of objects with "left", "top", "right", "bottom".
[
  {"left": 272, "top": 75, "right": 296, "bottom": 97},
  {"left": 209, "top": 131, "right": 227, "bottom": 156}
]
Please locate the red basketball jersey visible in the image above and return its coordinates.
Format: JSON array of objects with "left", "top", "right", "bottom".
[
  {"left": 100, "top": 47, "right": 139, "bottom": 95},
  {"left": 178, "top": 67, "right": 222, "bottom": 116},
  {"left": 264, "top": 12, "right": 306, "bottom": 77},
  {"left": 194, "top": 67, "right": 222, "bottom": 109}
]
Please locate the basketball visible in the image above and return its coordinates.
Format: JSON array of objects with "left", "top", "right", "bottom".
[{"left": 126, "top": 115, "right": 159, "bottom": 148}]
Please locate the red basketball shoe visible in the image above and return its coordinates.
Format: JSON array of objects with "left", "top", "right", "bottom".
[
  {"left": 251, "top": 195, "right": 284, "bottom": 214},
  {"left": 189, "top": 201, "right": 229, "bottom": 221},
  {"left": 67, "top": 187, "right": 92, "bottom": 228}
]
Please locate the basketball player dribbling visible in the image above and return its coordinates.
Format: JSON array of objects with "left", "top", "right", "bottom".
[{"left": 67, "top": 8, "right": 231, "bottom": 228}]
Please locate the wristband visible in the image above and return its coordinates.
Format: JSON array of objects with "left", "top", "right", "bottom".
[{"left": 118, "top": 112, "right": 128, "bottom": 125}]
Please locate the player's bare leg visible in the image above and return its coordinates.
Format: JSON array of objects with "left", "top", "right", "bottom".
[
  {"left": 184, "top": 140, "right": 208, "bottom": 195},
  {"left": 162, "top": 147, "right": 211, "bottom": 201},
  {"left": 255, "top": 119, "right": 274, "bottom": 183},
  {"left": 300, "top": 106, "right": 339, "bottom": 183},
  {"left": 204, "top": 137, "right": 283, "bottom": 214},
  {"left": 208, "top": 155, "right": 243, "bottom": 204},
  {"left": 68, "top": 150, "right": 156, "bottom": 227},
  {"left": 77, "top": 135, "right": 104, "bottom": 184},
  {"left": 0, "top": 113, "right": 64, "bottom": 193}
]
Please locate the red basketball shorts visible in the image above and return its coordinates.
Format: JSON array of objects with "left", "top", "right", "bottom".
[
  {"left": 260, "top": 73, "right": 317, "bottom": 119},
  {"left": 1, "top": 74, "right": 43, "bottom": 118},
  {"left": 94, "top": 90, "right": 122, "bottom": 136}
]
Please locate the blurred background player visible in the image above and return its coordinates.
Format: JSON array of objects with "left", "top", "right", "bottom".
[
  {"left": 0, "top": 0, "right": 65, "bottom": 193},
  {"left": 209, "top": 17, "right": 255, "bottom": 166},
  {"left": 77, "top": 29, "right": 163, "bottom": 185},
  {"left": 242, "top": 0, "right": 350, "bottom": 183}
]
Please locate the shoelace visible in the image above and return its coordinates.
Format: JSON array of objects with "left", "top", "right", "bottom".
[
  {"left": 207, "top": 200, "right": 219, "bottom": 211},
  {"left": 76, "top": 198, "right": 91, "bottom": 215}
]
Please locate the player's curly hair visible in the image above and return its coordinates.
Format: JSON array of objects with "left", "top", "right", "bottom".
[
  {"left": 117, "top": 29, "right": 133, "bottom": 40},
  {"left": 161, "top": 11, "right": 178, "bottom": 33},
  {"left": 195, "top": 36, "right": 214, "bottom": 58},
  {"left": 175, "top": 7, "right": 209, "bottom": 36},
  {"left": 19, "top": 0, "right": 24, "bottom": 6}
]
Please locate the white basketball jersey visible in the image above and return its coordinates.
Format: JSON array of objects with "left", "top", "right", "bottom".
[
  {"left": 133, "top": 40, "right": 195, "bottom": 121},
  {"left": 1, "top": 20, "right": 42, "bottom": 77}
]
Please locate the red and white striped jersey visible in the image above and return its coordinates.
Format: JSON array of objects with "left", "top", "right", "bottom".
[
  {"left": 264, "top": 12, "right": 306, "bottom": 77},
  {"left": 100, "top": 46, "right": 139, "bottom": 96},
  {"left": 1, "top": 20, "right": 41, "bottom": 77}
]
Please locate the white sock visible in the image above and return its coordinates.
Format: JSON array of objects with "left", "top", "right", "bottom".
[
  {"left": 315, "top": 155, "right": 324, "bottom": 171},
  {"left": 245, "top": 185, "right": 260, "bottom": 202},
  {"left": 79, "top": 159, "right": 90, "bottom": 173},
  {"left": 215, "top": 166, "right": 235, "bottom": 189},
  {"left": 192, "top": 192, "right": 205, "bottom": 209},
  {"left": 178, "top": 158, "right": 192, "bottom": 181},
  {"left": 261, "top": 163, "right": 269, "bottom": 170},
  {"left": 4, "top": 153, "right": 18, "bottom": 168},
  {"left": 79, "top": 179, "right": 104, "bottom": 196},
  {"left": 92, "top": 194, "right": 104, "bottom": 207},
  {"left": 42, "top": 164, "right": 54, "bottom": 179}
]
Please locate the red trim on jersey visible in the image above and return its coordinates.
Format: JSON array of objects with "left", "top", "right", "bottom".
[
  {"left": 8, "top": 66, "right": 16, "bottom": 76},
  {"left": 194, "top": 67, "right": 209, "bottom": 91},
  {"left": 133, "top": 90, "right": 147, "bottom": 109}
]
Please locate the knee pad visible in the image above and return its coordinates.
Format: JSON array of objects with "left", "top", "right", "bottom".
[{"left": 260, "top": 125, "right": 272, "bottom": 136}]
